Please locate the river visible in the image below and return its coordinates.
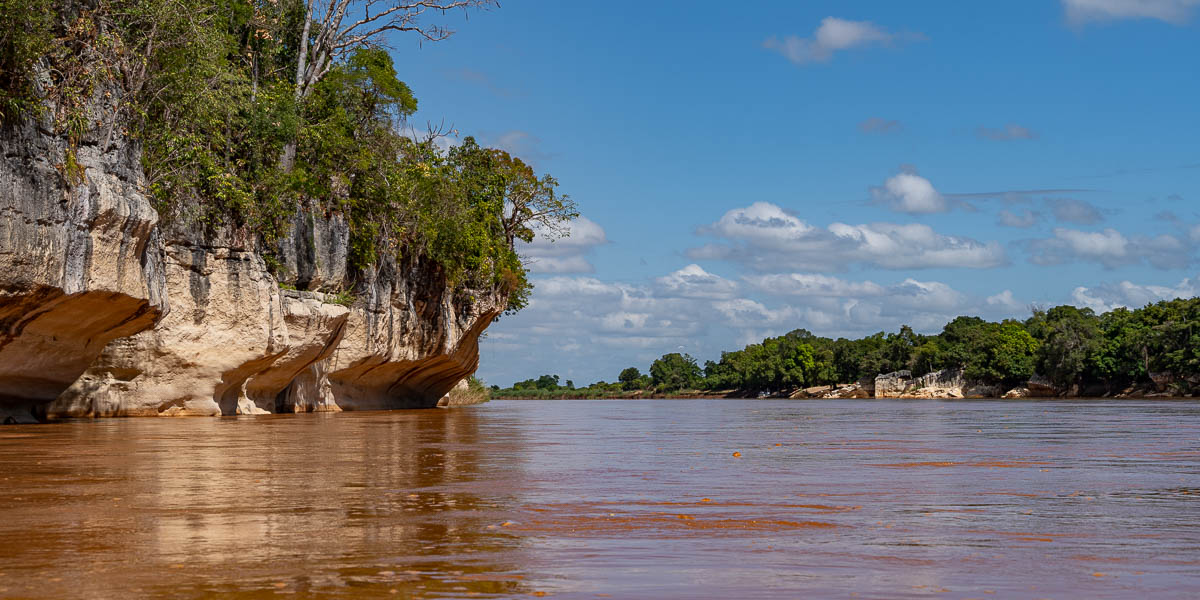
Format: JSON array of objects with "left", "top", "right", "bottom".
[{"left": 0, "top": 399, "right": 1198, "bottom": 598}]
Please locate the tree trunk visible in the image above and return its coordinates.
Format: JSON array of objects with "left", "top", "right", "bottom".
[{"left": 280, "top": 0, "right": 316, "bottom": 172}]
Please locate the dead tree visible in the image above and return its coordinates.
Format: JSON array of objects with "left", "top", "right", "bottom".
[{"left": 281, "top": 0, "right": 496, "bottom": 169}]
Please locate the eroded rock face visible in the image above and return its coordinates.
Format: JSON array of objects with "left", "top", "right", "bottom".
[
  {"left": 874, "top": 370, "right": 913, "bottom": 398},
  {"left": 3, "top": 61, "right": 503, "bottom": 421},
  {"left": 0, "top": 79, "right": 166, "bottom": 419},
  {"left": 45, "top": 210, "right": 502, "bottom": 418},
  {"left": 50, "top": 245, "right": 347, "bottom": 417}
]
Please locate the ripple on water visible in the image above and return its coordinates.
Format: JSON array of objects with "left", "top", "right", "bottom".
[{"left": 0, "top": 398, "right": 1197, "bottom": 598}]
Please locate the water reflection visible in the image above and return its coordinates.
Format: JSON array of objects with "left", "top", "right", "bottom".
[
  {"left": 1, "top": 399, "right": 1199, "bottom": 599},
  {"left": 0, "top": 410, "right": 532, "bottom": 598}
]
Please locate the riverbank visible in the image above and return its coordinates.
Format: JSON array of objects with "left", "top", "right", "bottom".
[{"left": 495, "top": 367, "right": 1192, "bottom": 401}]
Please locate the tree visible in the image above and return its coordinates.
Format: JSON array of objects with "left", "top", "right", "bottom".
[
  {"left": 650, "top": 353, "right": 702, "bottom": 391},
  {"left": 963, "top": 321, "right": 1039, "bottom": 384},
  {"left": 618, "top": 367, "right": 642, "bottom": 390},
  {"left": 493, "top": 150, "right": 578, "bottom": 248},
  {"left": 1028, "top": 305, "right": 1102, "bottom": 388},
  {"left": 281, "top": 0, "right": 496, "bottom": 168},
  {"left": 292, "top": 0, "right": 495, "bottom": 100}
]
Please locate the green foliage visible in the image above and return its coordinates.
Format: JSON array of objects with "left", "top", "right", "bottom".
[
  {"left": 4, "top": 0, "right": 560, "bottom": 317},
  {"left": 501, "top": 298, "right": 1200, "bottom": 398},
  {"left": 0, "top": 0, "right": 54, "bottom": 121},
  {"left": 962, "top": 321, "right": 1039, "bottom": 384},
  {"left": 650, "top": 353, "right": 702, "bottom": 391},
  {"left": 327, "top": 289, "right": 355, "bottom": 307},
  {"left": 467, "top": 376, "right": 490, "bottom": 398},
  {"left": 618, "top": 367, "right": 643, "bottom": 390},
  {"left": 1028, "top": 305, "right": 1102, "bottom": 388}
]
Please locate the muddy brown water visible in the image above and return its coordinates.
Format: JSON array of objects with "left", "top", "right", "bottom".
[{"left": 0, "top": 398, "right": 1198, "bottom": 599}]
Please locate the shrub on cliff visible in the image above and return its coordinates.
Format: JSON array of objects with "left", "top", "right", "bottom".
[{"left": 0, "top": 0, "right": 573, "bottom": 314}]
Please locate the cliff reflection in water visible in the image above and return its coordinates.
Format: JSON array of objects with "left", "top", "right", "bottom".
[
  {"left": 0, "top": 410, "right": 532, "bottom": 598},
  {"left": 3, "top": 399, "right": 1200, "bottom": 599}
]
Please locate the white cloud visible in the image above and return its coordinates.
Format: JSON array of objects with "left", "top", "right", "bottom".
[
  {"left": 524, "top": 255, "right": 595, "bottom": 274},
  {"left": 998, "top": 209, "right": 1039, "bottom": 228},
  {"left": 764, "top": 17, "right": 924, "bottom": 65},
  {"left": 870, "top": 169, "right": 947, "bottom": 214},
  {"left": 519, "top": 216, "right": 609, "bottom": 274},
  {"left": 1029, "top": 227, "right": 1193, "bottom": 269},
  {"left": 1063, "top": 0, "right": 1200, "bottom": 24},
  {"left": 986, "top": 289, "right": 1025, "bottom": 312},
  {"left": 713, "top": 298, "right": 802, "bottom": 329},
  {"left": 1071, "top": 276, "right": 1200, "bottom": 312},
  {"left": 480, "top": 267, "right": 1034, "bottom": 386},
  {"left": 887, "top": 279, "right": 968, "bottom": 312},
  {"left": 690, "top": 202, "right": 1005, "bottom": 271},
  {"left": 744, "top": 273, "right": 886, "bottom": 297},
  {"left": 977, "top": 124, "right": 1038, "bottom": 141},
  {"left": 655, "top": 264, "right": 739, "bottom": 299}
]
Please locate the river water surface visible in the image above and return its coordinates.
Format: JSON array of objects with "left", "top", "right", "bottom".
[{"left": 1, "top": 399, "right": 1198, "bottom": 599}]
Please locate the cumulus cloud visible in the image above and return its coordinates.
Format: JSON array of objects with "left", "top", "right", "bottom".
[
  {"left": 1071, "top": 276, "right": 1200, "bottom": 312},
  {"left": 764, "top": 17, "right": 925, "bottom": 65},
  {"left": 998, "top": 209, "right": 1040, "bottom": 228},
  {"left": 654, "top": 264, "right": 739, "bottom": 299},
  {"left": 887, "top": 279, "right": 969, "bottom": 312},
  {"left": 1048, "top": 198, "right": 1104, "bottom": 224},
  {"left": 859, "top": 117, "right": 902, "bottom": 134},
  {"left": 1028, "top": 227, "right": 1193, "bottom": 269},
  {"left": 1063, "top": 0, "right": 1200, "bottom": 24},
  {"left": 743, "top": 273, "right": 886, "bottom": 297},
  {"left": 986, "top": 289, "right": 1025, "bottom": 312},
  {"left": 870, "top": 168, "right": 947, "bottom": 214},
  {"left": 480, "top": 268, "right": 1034, "bottom": 386},
  {"left": 519, "top": 216, "right": 609, "bottom": 274},
  {"left": 977, "top": 124, "right": 1038, "bottom": 141},
  {"left": 690, "top": 202, "right": 1006, "bottom": 271}
]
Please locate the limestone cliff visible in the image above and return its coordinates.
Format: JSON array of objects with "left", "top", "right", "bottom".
[
  {"left": 874, "top": 369, "right": 1001, "bottom": 399},
  {"left": 0, "top": 70, "right": 167, "bottom": 419},
  {"left": 1, "top": 81, "right": 504, "bottom": 421}
]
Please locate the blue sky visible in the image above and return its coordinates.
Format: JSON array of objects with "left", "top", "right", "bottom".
[{"left": 383, "top": 1, "right": 1200, "bottom": 386}]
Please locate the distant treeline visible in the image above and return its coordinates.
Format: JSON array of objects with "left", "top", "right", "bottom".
[{"left": 491, "top": 298, "right": 1200, "bottom": 398}]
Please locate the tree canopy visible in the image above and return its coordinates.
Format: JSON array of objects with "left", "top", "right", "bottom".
[
  {"left": 495, "top": 298, "right": 1200, "bottom": 398},
  {"left": 1, "top": 0, "right": 571, "bottom": 314}
]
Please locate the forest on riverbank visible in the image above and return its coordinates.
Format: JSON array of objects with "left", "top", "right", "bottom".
[{"left": 492, "top": 298, "right": 1200, "bottom": 399}]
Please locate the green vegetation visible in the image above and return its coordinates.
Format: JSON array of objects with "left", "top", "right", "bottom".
[
  {"left": 1, "top": 0, "right": 575, "bottom": 313},
  {"left": 494, "top": 298, "right": 1200, "bottom": 398},
  {"left": 443, "top": 376, "right": 491, "bottom": 405}
]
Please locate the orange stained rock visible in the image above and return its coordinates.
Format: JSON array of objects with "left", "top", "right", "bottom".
[{"left": 732, "top": 452, "right": 741, "bottom": 457}]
